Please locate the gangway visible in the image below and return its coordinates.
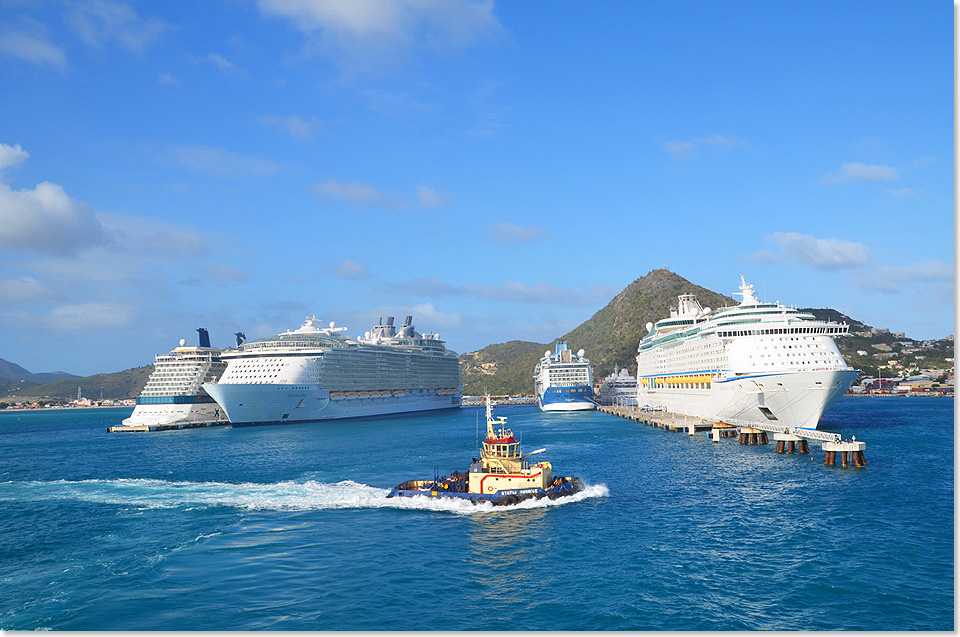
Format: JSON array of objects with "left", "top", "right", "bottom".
[{"left": 720, "top": 418, "right": 841, "bottom": 443}]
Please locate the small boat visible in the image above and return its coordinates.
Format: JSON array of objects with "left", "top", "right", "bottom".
[{"left": 387, "top": 395, "right": 584, "bottom": 506}]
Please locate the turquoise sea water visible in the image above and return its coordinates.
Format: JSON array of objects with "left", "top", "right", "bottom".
[{"left": 0, "top": 398, "right": 953, "bottom": 630}]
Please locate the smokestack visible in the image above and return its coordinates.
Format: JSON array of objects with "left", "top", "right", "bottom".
[
  {"left": 386, "top": 316, "right": 394, "bottom": 326},
  {"left": 235, "top": 332, "right": 246, "bottom": 347},
  {"left": 197, "top": 328, "right": 211, "bottom": 348},
  {"left": 403, "top": 315, "right": 413, "bottom": 327}
]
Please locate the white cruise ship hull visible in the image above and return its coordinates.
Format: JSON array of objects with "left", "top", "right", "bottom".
[
  {"left": 539, "top": 400, "right": 595, "bottom": 412},
  {"left": 637, "top": 368, "right": 859, "bottom": 430},
  {"left": 121, "top": 402, "right": 227, "bottom": 427},
  {"left": 203, "top": 383, "right": 461, "bottom": 425}
]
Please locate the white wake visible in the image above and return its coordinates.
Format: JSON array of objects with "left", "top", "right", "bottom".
[{"left": 0, "top": 478, "right": 608, "bottom": 515}]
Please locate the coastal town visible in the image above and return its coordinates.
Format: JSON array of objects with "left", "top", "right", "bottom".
[{"left": 2, "top": 362, "right": 952, "bottom": 412}]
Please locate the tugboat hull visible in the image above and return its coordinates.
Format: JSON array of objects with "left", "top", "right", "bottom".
[{"left": 387, "top": 476, "right": 584, "bottom": 506}]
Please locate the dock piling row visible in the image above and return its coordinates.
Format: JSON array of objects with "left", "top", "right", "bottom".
[
  {"left": 598, "top": 405, "right": 865, "bottom": 470},
  {"left": 822, "top": 440, "right": 867, "bottom": 467},
  {"left": 737, "top": 427, "right": 768, "bottom": 445}
]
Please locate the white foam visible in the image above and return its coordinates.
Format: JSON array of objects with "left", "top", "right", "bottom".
[{"left": 0, "top": 478, "right": 609, "bottom": 515}]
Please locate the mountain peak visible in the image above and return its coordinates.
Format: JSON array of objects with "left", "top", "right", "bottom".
[
  {"left": 459, "top": 270, "right": 737, "bottom": 394},
  {"left": 0, "top": 358, "right": 78, "bottom": 383}
]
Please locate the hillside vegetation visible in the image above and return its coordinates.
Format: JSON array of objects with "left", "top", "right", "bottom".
[
  {"left": 460, "top": 269, "right": 735, "bottom": 395},
  {"left": 0, "top": 357, "right": 77, "bottom": 383},
  {"left": 2, "top": 366, "right": 153, "bottom": 402}
]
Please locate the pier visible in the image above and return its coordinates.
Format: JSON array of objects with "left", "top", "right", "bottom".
[
  {"left": 597, "top": 405, "right": 865, "bottom": 468},
  {"left": 107, "top": 420, "right": 230, "bottom": 433}
]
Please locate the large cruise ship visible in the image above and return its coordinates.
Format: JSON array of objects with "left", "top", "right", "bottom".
[
  {"left": 598, "top": 365, "right": 638, "bottom": 406},
  {"left": 534, "top": 341, "right": 596, "bottom": 411},
  {"left": 635, "top": 276, "right": 859, "bottom": 429},
  {"left": 203, "top": 315, "right": 462, "bottom": 425},
  {"left": 121, "top": 328, "right": 228, "bottom": 427}
]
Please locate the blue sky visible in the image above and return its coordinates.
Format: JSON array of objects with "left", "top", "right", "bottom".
[{"left": 0, "top": 0, "right": 953, "bottom": 376}]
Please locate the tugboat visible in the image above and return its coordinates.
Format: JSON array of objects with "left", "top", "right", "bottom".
[{"left": 387, "top": 395, "right": 584, "bottom": 506}]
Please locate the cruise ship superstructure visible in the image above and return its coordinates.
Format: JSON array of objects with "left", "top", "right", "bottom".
[
  {"left": 635, "top": 276, "right": 859, "bottom": 429},
  {"left": 598, "top": 365, "right": 638, "bottom": 406},
  {"left": 121, "top": 328, "right": 228, "bottom": 427},
  {"left": 534, "top": 341, "right": 596, "bottom": 411},
  {"left": 203, "top": 316, "right": 462, "bottom": 425}
]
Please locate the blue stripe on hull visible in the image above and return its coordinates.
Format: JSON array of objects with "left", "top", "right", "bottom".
[
  {"left": 538, "top": 385, "right": 593, "bottom": 406},
  {"left": 229, "top": 404, "right": 462, "bottom": 427}
]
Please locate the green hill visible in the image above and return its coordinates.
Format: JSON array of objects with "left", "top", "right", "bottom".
[
  {"left": 460, "top": 269, "right": 735, "bottom": 395},
  {"left": 0, "top": 357, "right": 78, "bottom": 383},
  {"left": 459, "top": 340, "right": 544, "bottom": 395},
  {"left": 2, "top": 365, "right": 153, "bottom": 402}
]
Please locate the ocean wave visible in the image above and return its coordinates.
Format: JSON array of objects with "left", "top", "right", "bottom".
[{"left": 0, "top": 478, "right": 608, "bottom": 515}]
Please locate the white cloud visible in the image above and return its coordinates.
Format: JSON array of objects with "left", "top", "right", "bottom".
[
  {"left": 161, "top": 144, "right": 282, "bottom": 178},
  {"left": 887, "top": 188, "right": 918, "bottom": 199},
  {"left": 97, "top": 212, "right": 209, "bottom": 256},
  {"left": 386, "top": 276, "right": 614, "bottom": 307},
  {"left": 765, "top": 232, "right": 871, "bottom": 270},
  {"left": 46, "top": 301, "right": 136, "bottom": 330},
  {"left": 0, "top": 145, "right": 214, "bottom": 259},
  {"left": 386, "top": 275, "right": 454, "bottom": 296},
  {"left": 0, "top": 19, "right": 67, "bottom": 68},
  {"left": 485, "top": 222, "right": 549, "bottom": 244},
  {"left": 206, "top": 264, "right": 249, "bottom": 284},
  {"left": 663, "top": 140, "right": 696, "bottom": 159},
  {"left": 404, "top": 302, "right": 462, "bottom": 331},
  {"left": 64, "top": 0, "right": 170, "bottom": 53},
  {"left": 256, "top": 0, "right": 502, "bottom": 74},
  {"left": 819, "top": 162, "right": 899, "bottom": 185},
  {"left": 853, "top": 260, "right": 953, "bottom": 293},
  {"left": 362, "top": 88, "right": 434, "bottom": 115},
  {"left": 0, "top": 143, "right": 29, "bottom": 171},
  {"left": 258, "top": 114, "right": 322, "bottom": 141},
  {"left": 157, "top": 71, "right": 183, "bottom": 87},
  {"left": 327, "top": 258, "right": 370, "bottom": 279},
  {"left": 205, "top": 53, "right": 237, "bottom": 71},
  {"left": 746, "top": 250, "right": 782, "bottom": 264},
  {"left": 0, "top": 180, "right": 105, "bottom": 256},
  {"left": 312, "top": 179, "right": 448, "bottom": 210},
  {"left": 0, "top": 274, "right": 63, "bottom": 303},
  {"left": 312, "top": 178, "right": 404, "bottom": 209},
  {"left": 361, "top": 302, "right": 463, "bottom": 331},
  {"left": 664, "top": 134, "right": 748, "bottom": 160},
  {"left": 416, "top": 185, "right": 449, "bottom": 208},
  {"left": 462, "top": 281, "right": 614, "bottom": 306}
]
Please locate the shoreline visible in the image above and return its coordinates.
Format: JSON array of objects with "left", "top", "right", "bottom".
[{"left": 0, "top": 404, "right": 134, "bottom": 413}]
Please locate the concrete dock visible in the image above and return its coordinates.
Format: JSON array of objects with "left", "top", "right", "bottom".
[
  {"left": 597, "top": 405, "right": 866, "bottom": 468},
  {"left": 597, "top": 405, "right": 714, "bottom": 434},
  {"left": 107, "top": 420, "right": 230, "bottom": 433}
]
